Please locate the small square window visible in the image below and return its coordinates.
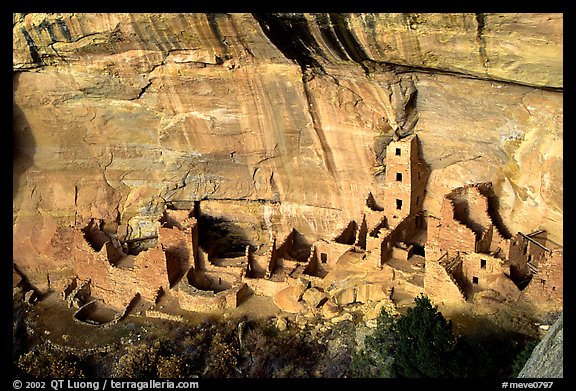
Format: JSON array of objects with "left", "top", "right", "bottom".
[
  {"left": 396, "top": 172, "right": 402, "bottom": 181},
  {"left": 480, "top": 259, "right": 487, "bottom": 269},
  {"left": 396, "top": 199, "right": 402, "bottom": 210},
  {"left": 472, "top": 276, "right": 479, "bottom": 284},
  {"left": 395, "top": 148, "right": 401, "bottom": 156}
]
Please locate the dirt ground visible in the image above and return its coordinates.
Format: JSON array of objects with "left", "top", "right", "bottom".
[
  {"left": 18, "top": 247, "right": 547, "bottom": 355},
  {"left": 22, "top": 289, "right": 282, "bottom": 352}
]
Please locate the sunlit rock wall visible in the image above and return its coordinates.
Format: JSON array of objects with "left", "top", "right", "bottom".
[{"left": 13, "top": 13, "right": 562, "bottom": 291}]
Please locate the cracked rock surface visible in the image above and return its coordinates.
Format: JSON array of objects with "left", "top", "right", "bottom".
[
  {"left": 13, "top": 13, "right": 562, "bottom": 293},
  {"left": 518, "top": 313, "right": 563, "bottom": 378}
]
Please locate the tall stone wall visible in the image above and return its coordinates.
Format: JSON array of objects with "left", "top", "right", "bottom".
[
  {"left": 522, "top": 249, "right": 563, "bottom": 312},
  {"left": 378, "top": 214, "right": 420, "bottom": 266},
  {"left": 509, "top": 232, "right": 550, "bottom": 284},
  {"left": 466, "top": 185, "right": 493, "bottom": 232},
  {"left": 158, "top": 226, "right": 193, "bottom": 287},
  {"left": 475, "top": 225, "right": 493, "bottom": 254},
  {"left": 428, "top": 198, "right": 477, "bottom": 255},
  {"left": 383, "top": 137, "right": 414, "bottom": 221},
  {"left": 424, "top": 255, "right": 467, "bottom": 306},
  {"left": 461, "top": 252, "right": 506, "bottom": 292},
  {"left": 382, "top": 135, "right": 428, "bottom": 224}
]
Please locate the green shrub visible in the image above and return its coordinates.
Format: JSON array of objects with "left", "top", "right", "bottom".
[
  {"left": 238, "top": 319, "right": 325, "bottom": 377},
  {"left": 392, "top": 295, "right": 460, "bottom": 377},
  {"left": 350, "top": 309, "right": 396, "bottom": 377},
  {"left": 156, "top": 355, "right": 189, "bottom": 378},
  {"left": 17, "top": 345, "right": 85, "bottom": 378},
  {"left": 352, "top": 295, "right": 464, "bottom": 378},
  {"left": 511, "top": 339, "right": 539, "bottom": 377},
  {"left": 112, "top": 344, "right": 160, "bottom": 378}
]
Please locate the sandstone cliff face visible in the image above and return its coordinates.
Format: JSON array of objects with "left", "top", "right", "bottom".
[
  {"left": 518, "top": 313, "right": 563, "bottom": 378},
  {"left": 13, "top": 13, "right": 562, "bottom": 292}
]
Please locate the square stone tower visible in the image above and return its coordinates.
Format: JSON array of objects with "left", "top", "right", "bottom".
[{"left": 382, "top": 134, "right": 428, "bottom": 223}]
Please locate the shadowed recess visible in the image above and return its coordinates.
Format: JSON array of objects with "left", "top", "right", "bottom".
[{"left": 197, "top": 214, "right": 252, "bottom": 259}]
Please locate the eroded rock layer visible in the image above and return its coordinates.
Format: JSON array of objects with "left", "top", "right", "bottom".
[{"left": 13, "top": 13, "right": 562, "bottom": 295}]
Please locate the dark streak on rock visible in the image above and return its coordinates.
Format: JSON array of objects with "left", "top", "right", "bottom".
[
  {"left": 327, "top": 14, "right": 367, "bottom": 64},
  {"left": 131, "top": 80, "right": 153, "bottom": 101},
  {"left": 56, "top": 18, "right": 73, "bottom": 41},
  {"left": 252, "top": 13, "right": 322, "bottom": 71},
  {"left": 20, "top": 27, "right": 42, "bottom": 65},
  {"left": 206, "top": 13, "right": 230, "bottom": 55},
  {"left": 475, "top": 13, "right": 488, "bottom": 68},
  {"left": 38, "top": 19, "right": 59, "bottom": 42},
  {"left": 328, "top": 13, "right": 371, "bottom": 76},
  {"left": 312, "top": 13, "right": 349, "bottom": 62}
]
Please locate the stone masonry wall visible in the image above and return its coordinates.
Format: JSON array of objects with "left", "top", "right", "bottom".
[
  {"left": 522, "top": 249, "right": 563, "bottom": 311},
  {"left": 71, "top": 221, "right": 173, "bottom": 309},
  {"left": 383, "top": 136, "right": 414, "bottom": 221},
  {"left": 313, "top": 240, "right": 352, "bottom": 267},
  {"left": 158, "top": 226, "right": 193, "bottom": 287},
  {"left": 134, "top": 245, "right": 171, "bottom": 300},
  {"left": 428, "top": 197, "right": 477, "bottom": 255},
  {"left": 509, "top": 233, "right": 549, "bottom": 283},
  {"left": 424, "top": 254, "right": 467, "bottom": 306},
  {"left": 475, "top": 225, "right": 493, "bottom": 254},
  {"left": 381, "top": 135, "right": 428, "bottom": 228},
  {"left": 466, "top": 185, "right": 493, "bottom": 232},
  {"left": 461, "top": 252, "right": 506, "bottom": 292},
  {"left": 409, "top": 139, "right": 429, "bottom": 216},
  {"left": 378, "top": 214, "right": 419, "bottom": 266}
]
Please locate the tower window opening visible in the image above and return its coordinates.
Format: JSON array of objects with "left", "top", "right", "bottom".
[
  {"left": 396, "top": 172, "right": 402, "bottom": 182},
  {"left": 480, "top": 259, "right": 486, "bottom": 269},
  {"left": 396, "top": 199, "right": 403, "bottom": 210},
  {"left": 395, "top": 148, "right": 401, "bottom": 156}
]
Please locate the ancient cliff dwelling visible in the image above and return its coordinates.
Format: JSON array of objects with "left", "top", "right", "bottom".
[
  {"left": 16, "top": 133, "right": 560, "bottom": 327},
  {"left": 13, "top": 13, "right": 562, "bottom": 377}
]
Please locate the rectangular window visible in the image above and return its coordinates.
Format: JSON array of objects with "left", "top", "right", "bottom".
[
  {"left": 396, "top": 172, "right": 402, "bottom": 182},
  {"left": 396, "top": 199, "right": 402, "bottom": 210},
  {"left": 395, "top": 148, "right": 401, "bottom": 156},
  {"left": 480, "top": 259, "right": 487, "bottom": 269},
  {"left": 320, "top": 253, "right": 328, "bottom": 263},
  {"left": 472, "top": 276, "right": 479, "bottom": 284}
]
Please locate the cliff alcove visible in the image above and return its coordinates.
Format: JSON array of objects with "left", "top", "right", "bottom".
[{"left": 13, "top": 13, "right": 563, "bottom": 377}]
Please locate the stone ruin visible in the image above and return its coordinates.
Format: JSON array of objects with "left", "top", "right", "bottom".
[{"left": 35, "top": 134, "right": 562, "bottom": 325}]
